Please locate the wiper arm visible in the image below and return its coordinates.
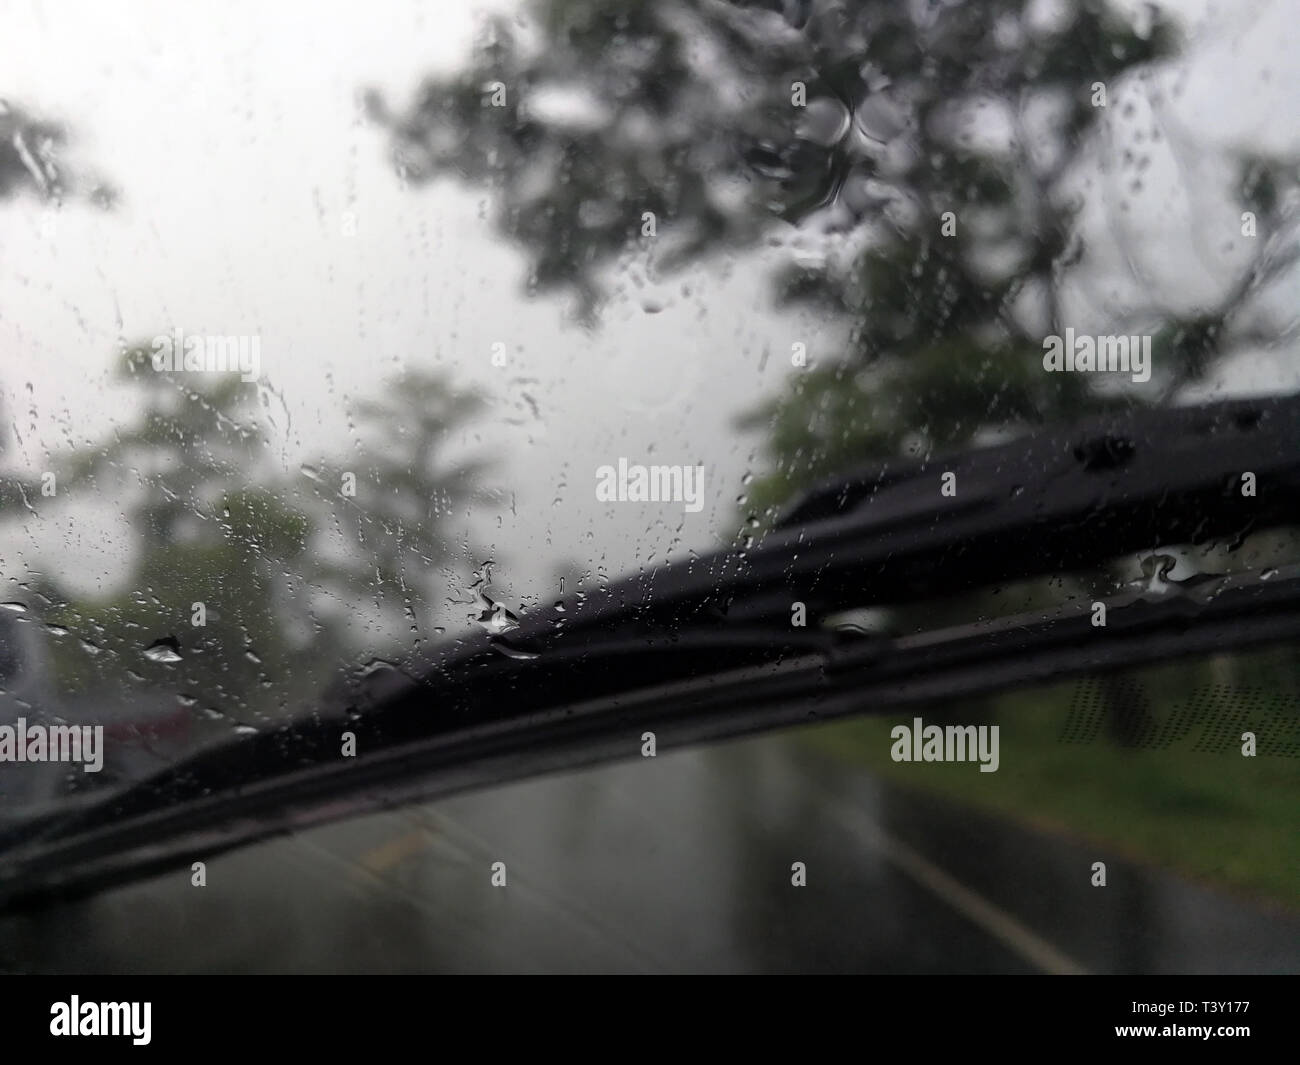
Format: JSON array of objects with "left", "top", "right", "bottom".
[
  {"left": 2, "top": 394, "right": 1298, "bottom": 908},
  {"left": 586, "top": 394, "right": 1296, "bottom": 628}
]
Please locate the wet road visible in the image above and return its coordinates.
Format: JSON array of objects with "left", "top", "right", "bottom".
[{"left": 3, "top": 734, "right": 1298, "bottom": 973}]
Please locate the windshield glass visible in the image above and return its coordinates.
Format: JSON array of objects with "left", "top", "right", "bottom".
[{"left": 0, "top": 0, "right": 1297, "bottom": 972}]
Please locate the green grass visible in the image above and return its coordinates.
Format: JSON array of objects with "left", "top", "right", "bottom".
[{"left": 801, "top": 659, "right": 1300, "bottom": 910}]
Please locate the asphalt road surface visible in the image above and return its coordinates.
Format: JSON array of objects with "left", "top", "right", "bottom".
[{"left": 2, "top": 733, "right": 1298, "bottom": 973}]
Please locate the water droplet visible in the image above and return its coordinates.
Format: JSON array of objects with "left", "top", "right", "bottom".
[
  {"left": 1139, "top": 553, "right": 1178, "bottom": 594},
  {"left": 478, "top": 602, "right": 519, "bottom": 635},
  {"left": 144, "top": 636, "right": 182, "bottom": 663},
  {"left": 489, "top": 638, "right": 540, "bottom": 661},
  {"left": 853, "top": 93, "right": 908, "bottom": 143},
  {"left": 796, "top": 96, "right": 851, "bottom": 148},
  {"left": 358, "top": 658, "right": 402, "bottom": 680},
  {"left": 469, "top": 562, "right": 520, "bottom": 634}
]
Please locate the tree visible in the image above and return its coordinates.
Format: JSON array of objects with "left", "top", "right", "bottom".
[
  {"left": 0, "top": 98, "right": 116, "bottom": 206},
  {"left": 4, "top": 346, "right": 492, "bottom": 736},
  {"left": 0, "top": 96, "right": 115, "bottom": 510},
  {"left": 41, "top": 348, "right": 320, "bottom": 726},
  {"left": 310, "top": 367, "right": 493, "bottom": 650},
  {"left": 366, "top": 0, "right": 1297, "bottom": 528}
]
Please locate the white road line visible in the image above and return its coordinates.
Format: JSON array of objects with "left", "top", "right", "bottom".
[{"left": 831, "top": 804, "right": 1090, "bottom": 975}]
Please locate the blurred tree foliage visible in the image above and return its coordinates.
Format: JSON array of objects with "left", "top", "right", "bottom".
[
  {"left": 0, "top": 96, "right": 490, "bottom": 738},
  {"left": 367, "top": 0, "right": 1297, "bottom": 525},
  {"left": 0, "top": 97, "right": 116, "bottom": 206},
  {"left": 40, "top": 349, "right": 321, "bottom": 721},
  {"left": 2, "top": 346, "right": 489, "bottom": 732}
]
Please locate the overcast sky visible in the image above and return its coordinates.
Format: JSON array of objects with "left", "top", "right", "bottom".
[{"left": 0, "top": 0, "right": 1296, "bottom": 626}]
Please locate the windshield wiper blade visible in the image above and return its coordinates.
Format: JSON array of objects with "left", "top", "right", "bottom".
[
  {"left": 6, "top": 561, "right": 1300, "bottom": 914},
  {"left": 2, "top": 394, "right": 1298, "bottom": 908},
  {"left": 583, "top": 394, "right": 1297, "bottom": 628}
]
